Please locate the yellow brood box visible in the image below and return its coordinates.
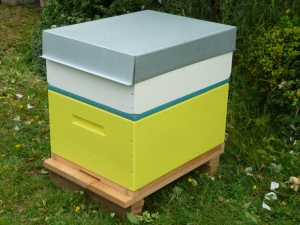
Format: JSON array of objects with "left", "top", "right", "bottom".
[{"left": 48, "top": 83, "right": 229, "bottom": 191}]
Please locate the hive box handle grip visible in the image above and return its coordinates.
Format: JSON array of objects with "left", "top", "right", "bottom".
[{"left": 72, "top": 115, "right": 106, "bottom": 136}]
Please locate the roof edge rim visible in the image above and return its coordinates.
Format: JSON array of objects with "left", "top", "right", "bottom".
[{"left": 42, "top": 57, "right": 132, "bottom": 86}]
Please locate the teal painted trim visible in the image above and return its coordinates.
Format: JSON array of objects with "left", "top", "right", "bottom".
[{"left": 48, "top": 79, "right": 229, "bottom": 121}]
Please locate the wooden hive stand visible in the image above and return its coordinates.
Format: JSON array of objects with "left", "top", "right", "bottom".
[{"left": 43, "top": 143, "right": 224, "bottom": 215}]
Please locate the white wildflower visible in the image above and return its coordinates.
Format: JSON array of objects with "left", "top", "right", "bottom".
[
  {"left": 265, "top": 192, "right": 277, "bottom": 200},
  {"left": 270, "top": 182, "right": 279, "bottom": 191},
  {"left": 262, "top": 202, "right": 271, "bottom": 211},
  {"left": 13, "top": 116, "right": 21, "bottom": 122},
  {"left": 245, "top": 167, "right": 253, "bottom": 173},
  {"left": 27, "top": 104, "right": 34, "bottom": 109}
]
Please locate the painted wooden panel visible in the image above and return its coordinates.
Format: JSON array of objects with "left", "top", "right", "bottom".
[
  {"left": 134, "top": 52, "right": 232, "bottom": 114},
  {"left": 47, "top": 61, "right": 135, "bottom": 113},
  {"left": 133, "top": 83, "right": 229, "bottom": 190},
  {"left": 47, "top": 52, "right": 232, "bottom": 114},
  {"left": 48, "top": 91, "right": 135, "bottom": 190},
  {"left": 48, "top": 84, "right": 229, "bottom": 191}
]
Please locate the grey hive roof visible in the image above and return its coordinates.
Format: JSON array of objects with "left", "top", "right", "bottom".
[{"left": 42, "top": 10, "right": 236, "bottom": 85}]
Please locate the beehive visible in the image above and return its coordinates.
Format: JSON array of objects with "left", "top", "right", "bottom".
[{"left": 43, "top": 10, "right": 236, "bottom": 192}]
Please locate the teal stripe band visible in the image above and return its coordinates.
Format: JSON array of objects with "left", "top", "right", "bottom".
[{"left": 48, "top": 79, "right": 229, "bottom": 121}]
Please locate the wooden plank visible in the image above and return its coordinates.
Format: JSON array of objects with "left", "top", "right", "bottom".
[
  {"left": 44, "top": 143, "right": 223, "bottom": 208},
  {"left": 199, "top": 155, "right": 221, "bottom": 175},
  {"left": 52, "top": 143, "right": 223, "bottom": 203},
  {"left": 87, "top": 189, "right": 144, "bottom": 215},
  {"left": 49, "top": 171, "right": 85, "bottom": 192},
  {"left": 205, "top": 160, "right": 213, "bottom": 166},
  {"left": 88, "top": 181, "right": 133, "bottom": 208},
  {"left": 124, "top": 143, "right": 224, "bottom": 206},
  {"left": 44, "top": 159, "right": 133, "bottom": 207},
  {"left": 43, "top": 158, "right": 98, "bottom": 188},
  {"left": 51, "top": 153, "right": 138, "bottom": 198},
  {"left": 48, "top": 171, "right": 143, "bottom": 215},
  {"left": 130, "top": 199, "right": 144, "bottom": 215}
]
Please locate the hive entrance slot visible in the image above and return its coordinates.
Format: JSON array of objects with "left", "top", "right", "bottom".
[{"left": 72, "top": 115, "right": 106, "bottom": 136}]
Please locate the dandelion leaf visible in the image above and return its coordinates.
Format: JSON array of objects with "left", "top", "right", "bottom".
[
  {"left": 127, "top": 213, "right": 140, "bottom": 224},
  {"left": 244, "top": 212, "right": 258, "bottom": 224},
  {"left": 242, "top": 201, "right": 252, "bottom": 209}
]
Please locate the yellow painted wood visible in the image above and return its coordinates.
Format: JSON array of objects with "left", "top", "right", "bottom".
[
  {"left": 48, "top": 91, "right": 134, "bottom": 190},
  {"left": 133, "top": 83, "right": 229, "bottom": 190},
  {"left": 48, "top": 83, "right": 229, "bottom": 191}
]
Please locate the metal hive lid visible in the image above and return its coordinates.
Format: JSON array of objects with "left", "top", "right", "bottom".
[{"left": 42, "top": 10, "right": 236, "bottom": 85}]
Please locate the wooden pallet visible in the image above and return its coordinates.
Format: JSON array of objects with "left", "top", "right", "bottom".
[{"left": 43, "top": 143, "right": 224, "bottom": 215}]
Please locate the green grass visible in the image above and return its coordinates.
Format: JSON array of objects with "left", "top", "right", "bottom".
[{"left": 1, "top": 3, "right": 300, "bottom": 225}]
